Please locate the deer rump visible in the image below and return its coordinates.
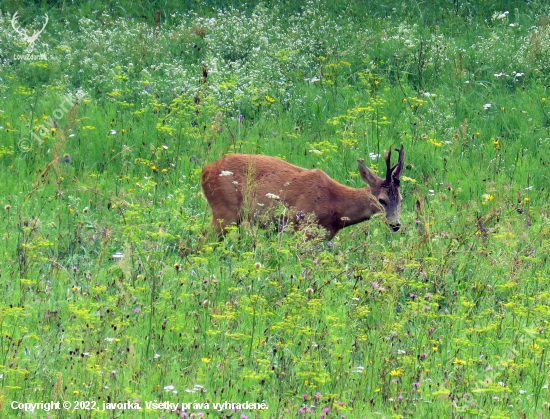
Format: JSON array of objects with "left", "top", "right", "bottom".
[{"left": 201, "top": 154, "right": 384, "bottom": 240}]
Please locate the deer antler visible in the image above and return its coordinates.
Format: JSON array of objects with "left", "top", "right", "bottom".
[
  {"left": 31, "top": 14, "right": 49, "bottom": 42},
  {"left": 391, "top": 146, "right": 405, "bottom": 181},
  {"left": 11, "top": 12, "right": 26, "bottom": 37},
  {"left": 384, "top": 146, "right": 392, "bottom": 184},
  {"left": 383, "top": 145, "right": 405, "bottom": 184}
]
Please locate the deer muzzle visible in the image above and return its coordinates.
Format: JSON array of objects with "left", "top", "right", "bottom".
[{"left": 389, "top": 222, "right": 401, "bottom": 232}]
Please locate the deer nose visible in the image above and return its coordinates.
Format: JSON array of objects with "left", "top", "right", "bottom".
[{"left": 390, "top": 223, "right": 401, "bottom": 232}]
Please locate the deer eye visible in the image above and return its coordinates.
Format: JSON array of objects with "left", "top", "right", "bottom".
[{"left": 379, "top": 198, "right": 387, "bottom": 206}]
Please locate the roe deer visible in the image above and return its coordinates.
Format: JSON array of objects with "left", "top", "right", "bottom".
[{"left": 200, "top": 147, "right": 405, "bottom": 240}]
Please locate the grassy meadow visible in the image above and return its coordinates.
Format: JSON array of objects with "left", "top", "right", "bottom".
[{"left": 1, "top": 0, "right": 550, "bottom": 417}]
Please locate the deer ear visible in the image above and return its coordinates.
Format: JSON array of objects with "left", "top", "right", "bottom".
[{"left": 357, "top": 159, "right": 381, "bottom": 187}]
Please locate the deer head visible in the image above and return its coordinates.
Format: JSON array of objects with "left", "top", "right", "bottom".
[
  {"left": 11, "top": 12, "right": 49, "bottom": 53},
  {"left": 357, "top": 146, "right": 405, "bottom": 231}
]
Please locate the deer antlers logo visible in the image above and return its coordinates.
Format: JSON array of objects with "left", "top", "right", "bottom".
[{"left": 11, "top": 12, "right": 49, "bottom": 53}]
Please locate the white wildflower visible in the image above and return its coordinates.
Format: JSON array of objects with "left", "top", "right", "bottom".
[
  {"left": 219, "top": 170, "right": 233, "bottom": 176},
  {"left": 266, "top": 193, "right": 280, "bottom": 199}
]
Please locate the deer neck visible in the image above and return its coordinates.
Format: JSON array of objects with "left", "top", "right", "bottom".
[{"left": 336, "top": 187, "right": 381, "bottom": 228}]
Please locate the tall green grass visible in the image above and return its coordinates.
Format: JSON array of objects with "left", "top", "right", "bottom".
[{"left": 1, "top": 1, "right": 550, "bottom": 417}]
